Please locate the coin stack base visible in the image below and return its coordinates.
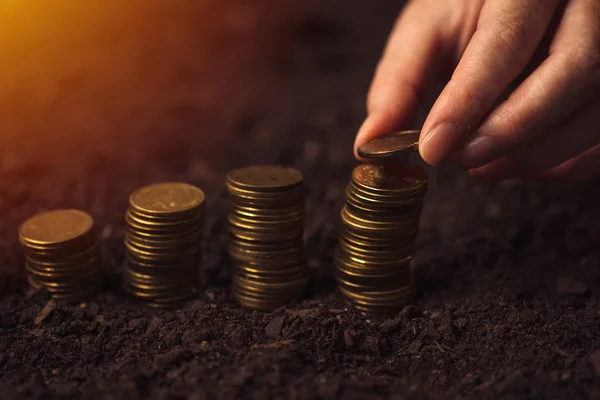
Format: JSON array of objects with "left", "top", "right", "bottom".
[
  {"left": 123, "top": 182, "right": 205, "bottom": 309},
  {"left": 227, "top": 166, "right": 308, "bottom": 311},
  {"left": 19, "top": 209, "right": 103, "bottom": 302},
  {"left": 335, "top": 163, "right": 428, "bottom": 316}
]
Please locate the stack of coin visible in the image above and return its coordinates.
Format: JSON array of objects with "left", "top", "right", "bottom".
[
  {"left": 227, "top": 165, "right": 308, "bottom": 311},
  {"left": 19, "top": 209, "right": 103, "bottom": 301},
  {"left": 123, "top": 182, "right": 205, "bottom": 308},
  {"left": 335, "top": 163, "right": 428, "bottom": 315}
]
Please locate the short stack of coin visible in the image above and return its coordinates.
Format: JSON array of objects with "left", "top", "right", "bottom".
[
  {"left": 123, "top": 182, "right": 205, "bottom": 308},
  {"left": 335, "top": 163, "right": 428, "bottom": 315},
  {"left": 19, "top": 209, "right": 104, "bottom": 301},
  {"left": 226, "top": 165, "right": 308, "bottom": 311}
]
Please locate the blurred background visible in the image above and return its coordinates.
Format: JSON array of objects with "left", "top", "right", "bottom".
[{"left": 0, "top": 0, "right": 407, "bottom": 278}]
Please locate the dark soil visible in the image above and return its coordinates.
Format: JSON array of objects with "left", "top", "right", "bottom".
[{"left": 1, "top": 1, "right": 600, "bottom": 399}]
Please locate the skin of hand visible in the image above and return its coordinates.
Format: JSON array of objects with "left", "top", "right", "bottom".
[{"left": 355, "top": 0, "right": 600, "bottom": 182}]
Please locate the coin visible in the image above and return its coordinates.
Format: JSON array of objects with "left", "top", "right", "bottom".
[
  {"left": 20, "top": 209, "right": 103, "bottom": 302},
  {"left": 19, "top": 209, "right": 94, "bottom": 249},
  {"left": 352, "top": 164, "right": 428, "bottom": 195},
  {"left": 227, "top": 165, "right": 303, "bottom": 192},
  {"left": 357, "top": 130, "right": 420, "bottom": 159},
  {"left": 129, "top": 182, "right": 205, "bottom": 218}
]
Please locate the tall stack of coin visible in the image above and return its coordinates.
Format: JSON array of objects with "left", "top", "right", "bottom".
[
  {"left": 123, "top": 182, "right": 205, "bottom": 308},
  {"left": 335, "top": 163, "right": 428, "bottom": 315},
  {"left": 19, "top": 209, "right": 103, "bottom": 301},
  {"left": 226, "top": 166, "right": 308, "bottom": 311}
]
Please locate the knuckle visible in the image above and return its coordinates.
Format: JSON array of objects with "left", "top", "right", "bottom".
[
  {"left": 489, "top": 17, "right": 532, "bottom": 61},
  {"left": 572, "top": 45, "right": 600, "bottom": 84},
  {"left": 493, "top": 107, "right": 531, "bottom": 142}
]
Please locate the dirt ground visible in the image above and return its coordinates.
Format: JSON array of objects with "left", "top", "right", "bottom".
[{"left": 1, "top": 1, "right": 600, "bottom": 399}]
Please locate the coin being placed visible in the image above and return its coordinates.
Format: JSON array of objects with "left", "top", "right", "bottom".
[{"left": 357, "top": 130, "right": 420, "bottom": 160}]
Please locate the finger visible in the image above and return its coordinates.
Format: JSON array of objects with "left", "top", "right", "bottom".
[
  {"left": 469, "top": 95, "right": 600, "bottom": 180},
  {"left": 456, "top": 0, "right": 600, "bottom": 169},
  {"left": 418, "top": 0, "right": 562, "bottom": 165},
  {"left": 354, "top": 1, "right": 458, "bottom": 158},
  {"left": 531, "top": 143, "right": 600, "bottom": 182}
]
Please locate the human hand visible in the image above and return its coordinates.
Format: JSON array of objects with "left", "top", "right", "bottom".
[{"left": 355, "top": 0, "right": 600, "bottom": 182}]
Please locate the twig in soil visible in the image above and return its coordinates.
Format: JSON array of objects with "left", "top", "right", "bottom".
[
  {"left": 433, "top": 340, "right": 445, "bottom": 353},
  {"left": 34, "top": 300, "right": 56, "bottom": 326}
]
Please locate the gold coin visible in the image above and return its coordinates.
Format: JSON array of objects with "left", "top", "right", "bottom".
[
  {"left": 335, "top": 269, "right": 411, "bottom": 291},
  {"left": 26, "top": 256, "right": 102, "bottom": 276},
  {"left": 29, "top": 266, "right": 103, "bottom": 287},
  {"left": 346, "top": 184, "right": 423, "bottom": 209},
  {"left": 344, "top": 187, "right": 422, "bottom": 216},
  {"left": 350, "top": 178, "right": 426, "bottom": 200},
  {"left": 229, "top": 248, "right": 304, "bottom": 266},
  {"left": 335, "top": 249, "right": 411, "bottom": 271},
  {"left": 129, "top": 182, "right": 205, "bottom": 218},
  {"left": 125, "top": 234, "right": 199, "bottom": 253},
  {"left": 232, "top": 290, "right": 293, "bottom": 311},
  {"left": 341, "top": 205, "right": 419, "bottom": 230},
  {"left": 229, "top": 237, "right": 302, "bottom": 251},
  {"left": 146, "top": 291, "right": 197, "bottom": 309},
  {"left": 357, "top": 130, "right": 420, "bottom": 159},
  {"left": 230, "top": 255, "right": 305, "bottom": 271},
  {"left": 125, "top": 210, "right": 202, "bottom": 233},
  {"left": 230, "top": 203, "right": 304, "bottom": 217},
  {"left": 19, "top": 209, "right": 94, "bottom": 249},
  {"left": 126, "top": 240, "right": 199, "bottom": 262},
  {"left": 338, "top": 243, "right": 414, "bottom": 264},
  {"left": 340, "top": 226, "right": 416, "bottom": 246},
  {"left": 127, "top": 206, "right": 203, "bottom": 223},
  {"left": 228, "top": 225, "right": 301, "bottom": 242},
  {"left": 340, "top": 286, "right": 416, "bottom": 307},
  {"left": 229, "top": 209, "right": 304, "bottom": 225},
  {"left": 339, "top": 235, "right": 414, "bottom": 256},
  {"left": 227, "top": 193, "right": 304, "bottom": 208},
  {"left": 234, "top": 274, "right": 308, "bottom": 291},
  {"left": 352, "top": 163, "right": 428, "bottom": 195},
  {"left": 335, "top": 246, "right": 412, "bottom": 267},
  {"left": 234, "top": 263, "right": 306, "bottom": 278},
  {"left": 232, "top": 280, "right": 304, "bottom": 302},
  {"left": 227, "top": 182, "right": 304, "bottom": 199},
  {"left": 125, "top": 254, "right": 199, "bottom": 269},
  {"left": 227, "top": 165, "right": 303, "bottom": 192},
  {"left": 126, "top": 231, "right": 200, "bottom": 250},
  {"left": 123, "top": 275, "right": 185, "bottom": 292},
  {"left": 25, "top": 243, "right": 100, "bottom": 267},
  {"left": 236, "top": 269, "right": 307, "bottom": 284},
  {"left": 28, "top": 276, "right": 102, "bottom": 299},
  {"left": 228, "top": 213, "right": 303, "bottom": 231},
  {"left": 123, "top": 279, "right": 195, "bottom": 299}
]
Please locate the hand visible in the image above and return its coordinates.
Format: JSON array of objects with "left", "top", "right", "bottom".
[{"left": 355, "top": 0, "right": 600, "bottom": 182}]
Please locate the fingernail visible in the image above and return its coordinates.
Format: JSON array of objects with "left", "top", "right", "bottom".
[
  {"left": 456, "top": 135, "right": 495, "bottom": 169},
  {"left": 419, "top": 122, "right": 461, "bottom": 165}
]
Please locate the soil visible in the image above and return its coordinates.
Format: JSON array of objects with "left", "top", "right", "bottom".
[{"left": 1, "top": 1, "right": 600, "bottom": 399}]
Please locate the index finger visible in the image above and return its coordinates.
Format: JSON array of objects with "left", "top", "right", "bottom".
[
  {"left": 418, "top": 0, "right": 561, "bottom": 165},
  {"left": 354, "top": 0, "right": 457, "bottom": 158}
]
